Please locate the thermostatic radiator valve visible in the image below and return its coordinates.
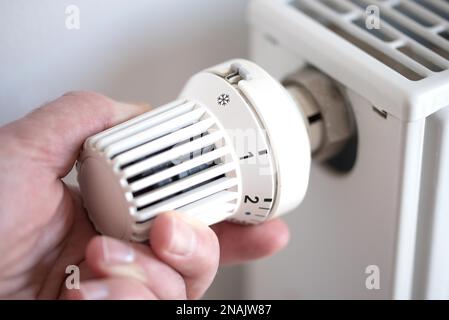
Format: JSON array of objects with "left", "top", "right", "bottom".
[{"left": 77, "top": 59, "right": 352, "bottom": 241}]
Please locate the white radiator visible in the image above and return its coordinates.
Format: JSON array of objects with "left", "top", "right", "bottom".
[{"left": 245, "top": 0, "right": 449, "bottom": 299}]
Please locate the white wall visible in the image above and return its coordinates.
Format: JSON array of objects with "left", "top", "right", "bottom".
[
  {"left": 0, "top": 0, "right": 248, "bottom": 125},
  {"left": 0, "top": 0, "right": 248, "bottom": 299}
]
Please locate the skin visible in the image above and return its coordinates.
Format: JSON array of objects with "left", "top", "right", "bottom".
[{"left": 0, "top": 91, "right": 290, "bottom": 300}]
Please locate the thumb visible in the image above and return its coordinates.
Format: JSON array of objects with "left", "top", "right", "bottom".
[{"left": 4, "top": 91, "right": 150, "bottom": 177}]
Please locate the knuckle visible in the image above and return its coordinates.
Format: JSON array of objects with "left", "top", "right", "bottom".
[
  {"left": 160, "top": 267, "right": 187, "bottom": 299},
  {"left": 163, "top": 268, "right": 188, "bottom": 299}
]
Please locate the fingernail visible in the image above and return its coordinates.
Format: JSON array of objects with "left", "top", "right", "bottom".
[
  {"left": 102, "top": 237, "right": 135, "bottom": 264},
  {"left": 101, "top": 237, "right": 147, "bottom": 283},
  {"left": 115, "top": 102, "right": 150, "bottom": 122},
  {"left": 80, "top": 282, "right": 109, "bottom": 300},
  {"left": 167, "top": 214, "right": 197, "bottom": 256},
  {"left": 106, "top": 265, "right": 147, "bottom": 283}
]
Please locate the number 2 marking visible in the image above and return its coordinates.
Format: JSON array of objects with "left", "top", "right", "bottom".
[{"left": 244, "top": 195, "right": 259, "bottom": 204}]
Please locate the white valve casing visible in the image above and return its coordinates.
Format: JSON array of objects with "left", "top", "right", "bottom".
[{"left": 77, "top": 59, "right": 311, "bottom": 241}]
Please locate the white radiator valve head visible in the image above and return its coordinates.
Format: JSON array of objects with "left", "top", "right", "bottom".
[{"left": 77, "top": 59, "right": 311, "bottom": 241}]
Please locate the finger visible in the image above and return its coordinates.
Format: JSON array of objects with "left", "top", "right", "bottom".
[
  {"left": 4, "top": 91, "right": 150, "bottom": 177},
  {"left": 64, "top": 277, "right": 158, "bottom": 300},
  {"left": 149, "top": 212, "right": 220, "bottom": 300},
  {"left": 212, "top": 219, "right": 290, "bottom": 265},
  {"left": 84, "top": 236, "right": 186, "bottom": 300}
]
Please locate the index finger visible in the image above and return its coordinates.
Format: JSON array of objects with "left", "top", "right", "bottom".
[{"left": 212, "top": 218, "right": 290, "bottom": 265}]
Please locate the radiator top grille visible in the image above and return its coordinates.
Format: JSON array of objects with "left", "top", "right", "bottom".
[{"left": 293, "top": 0, "right": 449, "bottom": 81}]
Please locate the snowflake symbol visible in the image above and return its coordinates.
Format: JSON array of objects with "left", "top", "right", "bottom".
[{"left": 217, "top": 94, "right": 230, "bottom": 106}]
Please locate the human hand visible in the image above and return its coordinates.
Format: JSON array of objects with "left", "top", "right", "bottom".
[{"left": 0, "top": 91, "right": 290, "bottom": 299}]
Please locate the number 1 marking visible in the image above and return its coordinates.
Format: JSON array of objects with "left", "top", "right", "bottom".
[{"left": 240, "top": 152, "right": 254, "bottom": 160}]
